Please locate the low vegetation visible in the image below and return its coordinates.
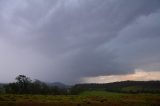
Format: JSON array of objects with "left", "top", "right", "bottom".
[{"left": 0, "top": 91, "right": 160, "bottom": 106}]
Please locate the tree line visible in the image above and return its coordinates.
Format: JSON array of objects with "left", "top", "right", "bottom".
[
  {"left": 4, "top": 75, "right": 68, "bottom": 95},
  {"left": 1, "top": 75, "right": 160, "bottom": 95},
  {"left": 71, "top": 81, "right": 160, "bottom": 94}
]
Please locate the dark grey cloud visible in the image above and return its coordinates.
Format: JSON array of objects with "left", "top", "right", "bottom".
[{"left": 0, "top": 0, "right": 160, "bottom": 84}]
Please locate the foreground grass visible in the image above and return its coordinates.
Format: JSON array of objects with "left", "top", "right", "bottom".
[{"left": 0, "top": 91, "right": 160, "bottom": 106}]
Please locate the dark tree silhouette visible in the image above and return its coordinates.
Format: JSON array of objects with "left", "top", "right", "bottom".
[
  {"left": 4, "top": 75, "right": 68, "bottom": 95},
  {"left": 15, "top": 75, "right": 31, "bottom": 84},
  {"left": 15, "top": 75, "right": 32, "bottom": 94}
]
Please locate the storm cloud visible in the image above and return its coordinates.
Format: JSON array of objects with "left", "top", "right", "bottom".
[{"left": 0, "top": 0, "right": 160, "bottom": 84}]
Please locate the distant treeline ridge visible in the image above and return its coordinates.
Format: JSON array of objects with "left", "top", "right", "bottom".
[{"left": 0, "top": 75, "right": 160, "bottom": 95}]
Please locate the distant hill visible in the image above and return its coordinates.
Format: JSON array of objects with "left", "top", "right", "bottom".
[
  {"left": 0, "top": 83, "right": 6, "bottom": 93},
  {"left": 0, "top": 83, "right": 7, "bottom": 87},
  {"left": 71, "top": 81, "right": 160, "bottom": 94},
  {"left": 47, "top": 82, "right": 70, "bottom": 89}
]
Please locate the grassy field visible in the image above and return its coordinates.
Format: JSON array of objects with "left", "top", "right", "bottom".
[{"left": 0, "top": 91, "right": 160, "bottom": 106}]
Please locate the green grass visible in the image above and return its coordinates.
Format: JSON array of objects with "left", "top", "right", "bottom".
[
  {"left": 0, "top": 91, "right": 160, "bottom": 106},
  {"left": 121, "top": 86, "right": 142, "bottom": 91},
  {"left": 80, "top": 90, "right": 123, "bottom": 96}
]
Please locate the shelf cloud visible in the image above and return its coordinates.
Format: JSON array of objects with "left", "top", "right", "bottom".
[{"left": 0, "top": 0, "right": 160, "bottom": 84}]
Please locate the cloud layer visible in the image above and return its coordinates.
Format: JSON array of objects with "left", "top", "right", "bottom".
[{"left": 0, "top": 0, "right": 160, "bottom": 84}]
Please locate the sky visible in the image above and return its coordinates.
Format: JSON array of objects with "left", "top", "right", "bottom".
[{"left": 0, "top": 0, "right": 160, "bottom": 84}]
